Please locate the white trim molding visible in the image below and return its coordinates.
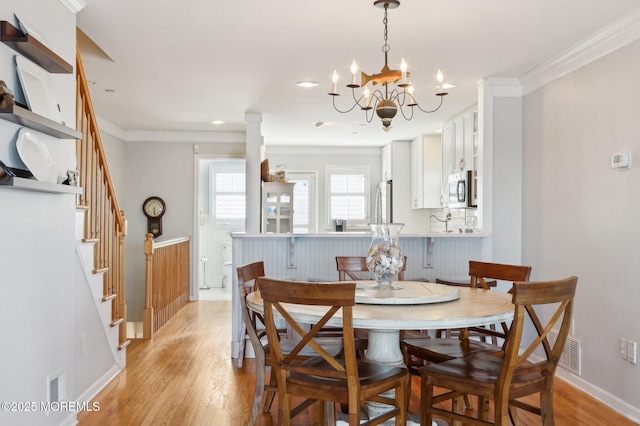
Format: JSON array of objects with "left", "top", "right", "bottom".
[
  {"left": 96, "top": 115, "right": 246, "bottom": 143},
  {"left": 59, "top": 0, "right": 86, "bottom": 14},
  {"left": 481, "top": 78, "right": 522, "bottom": 98},
  {"left": 520, "top": 6, "right": 640, "bottom": 95}
]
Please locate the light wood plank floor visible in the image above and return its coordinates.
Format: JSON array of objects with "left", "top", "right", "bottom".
[{"left": 78, "top": 301, "right": 637, "bottom": 425}]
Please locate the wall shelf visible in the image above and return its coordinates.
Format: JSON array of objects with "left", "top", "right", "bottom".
[
  {"left": 0, "top": 103, "right": 81, "bottom": 139},
  {"left": 0, "top": 21, "right": 73, "bottom": 74},
  {"left": 0, "top": 175, "right": 81, "bottom": 194}
]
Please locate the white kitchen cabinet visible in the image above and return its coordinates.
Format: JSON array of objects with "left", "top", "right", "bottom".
[
  {"left": 381, "top": 142, "right": 393, "bottom": 181},
  {"left": 411, "top": 135, "right": 442, "bottom": 209},
  {"left": 262, "top": 182, "right": 295, "bottom": 233},
  {"left": 463, "top": 112, "right": 475, "bottom": 173},
  {"left": 441, "top": 121, "right": 454, "bottom": 203},
  {"left": 440, "top": 106, "right": 478, "bottom": 206},
  {"left": 454, "top": 116, "right": 465, "bottom": 172}
]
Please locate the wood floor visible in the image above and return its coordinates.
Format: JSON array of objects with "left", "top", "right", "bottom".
[{"left": 77, "top": 300, "right": 637, "bottom": 426}]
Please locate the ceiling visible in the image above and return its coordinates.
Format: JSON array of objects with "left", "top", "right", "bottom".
[{"left": 76, "top": 0, "right": 640, "bottom": 147}]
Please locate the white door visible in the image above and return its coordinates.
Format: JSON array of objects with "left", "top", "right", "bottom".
[{"left": 287, "top": 171, "right": 317, "bottom": 233}]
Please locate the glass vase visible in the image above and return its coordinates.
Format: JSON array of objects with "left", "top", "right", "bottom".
[{"left": 365, "top": 223, "right": 404, "bottom": 290}]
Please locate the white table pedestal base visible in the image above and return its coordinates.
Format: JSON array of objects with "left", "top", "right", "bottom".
[{"left": 357, "top": 329, "right": 434, "bottom": 426}]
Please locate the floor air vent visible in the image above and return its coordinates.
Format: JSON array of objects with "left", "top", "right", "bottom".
[{"left": 548, "top": 329, "right": 581, "bottom": 376}]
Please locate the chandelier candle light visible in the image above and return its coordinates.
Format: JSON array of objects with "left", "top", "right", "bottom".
[{"left": 329, "top": 0, "right": 449, "bottom": 130}]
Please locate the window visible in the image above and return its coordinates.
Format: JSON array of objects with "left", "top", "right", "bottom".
[
  {"left": 211, "top": 164, "right": 246, "bottom": 223},
  {"left": 326, "top": 166, "right": 370, "bottom": 227},
  {"left": 287, "top": 172, "right": 317, "bottom": 233}
]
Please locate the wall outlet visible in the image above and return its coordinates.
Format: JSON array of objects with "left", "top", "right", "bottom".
[
  {"left": 627, "top": 340, "right": 637, "bottom": 364},
  {"left": 621, "top": 338, "right": 628, "bottom": 360}
]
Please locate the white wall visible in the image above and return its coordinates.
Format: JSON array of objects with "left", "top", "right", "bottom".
[
  {"left": 99, "top": 130, "right": 127, "bottom": 196},
  {"left": 114, "top": 140, "right": 246, "bottom": 321},
  {"left": 120, "top": 142, "right": 195, "bottom": 321},
  {"left": 491, "top": 97, "right": 523, "bottom": 264},
  {"left": 265, "top": 145, "right": 383, "bottom": 232},
  {"left": 0, "top": 1, "right": 96, "bottom": 425},
  {"left": 522, "top": 39, "right": 640, "bottom": 417}
]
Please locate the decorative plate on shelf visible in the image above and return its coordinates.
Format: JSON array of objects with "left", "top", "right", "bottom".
[
  {"left": 15, "top": 56, "right": 62, "bottom": 123},
  {"left": 16, "top": 127, "right": 57, "bottom": 183},
  {"left": 14, "top": 14, "right": 51, "bottom": 47}
]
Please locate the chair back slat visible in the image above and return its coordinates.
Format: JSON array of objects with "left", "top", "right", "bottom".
[
  {"left": 258, "top": 278, "right": 357, "bottom": 382},
  {"left": 238, "top": 261, "right": 265, "bottom": 294},
  {"left": 468, "top": 260, "right": 532, "bottom": 289},
  {"left": 500, "top": 276, "right": 577, "bottom": 386},
  {"left": 463, "top": 261, "right": 532, "bottom": 343}
]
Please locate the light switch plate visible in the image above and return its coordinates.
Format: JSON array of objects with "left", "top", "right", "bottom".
[{"left": 627, "top": 340, "right": 637, "bottom": 364}]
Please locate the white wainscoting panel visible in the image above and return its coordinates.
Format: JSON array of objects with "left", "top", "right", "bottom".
[{"left": 230, "top": 233, "right": 488, "bottom": 360}]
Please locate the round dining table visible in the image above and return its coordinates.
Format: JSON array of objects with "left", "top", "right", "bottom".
[{"left": 246, "top": 280, "right": 514, "bottom": 426}]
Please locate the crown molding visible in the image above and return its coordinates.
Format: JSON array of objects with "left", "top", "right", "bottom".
[
  {"left": 479, "top": 78, "right": 522, "bottom": 98},
  {"left": 126, "top": 130, "right": 246, "bottom": 143},
  {"left": 521, "top": 7, "right": 640, "bottom": 96},
  {"left": 266, "top": 145, "right": 381, "bottom": 156},
  {"left": 96, "top": 116, "right": 127, "bottom": 140},
  {"left": 59, "top": 0, "right": 86, "bottom": 14},
  {"left": 96, "top": 115, "right": 246, "bottom": 143}
]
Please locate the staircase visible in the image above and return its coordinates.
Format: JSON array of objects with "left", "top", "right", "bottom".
[{"left": 75, "top": 45, "right": 129, "bottom": 360}]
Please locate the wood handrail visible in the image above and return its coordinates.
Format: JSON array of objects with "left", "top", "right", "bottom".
[
  {"left": 75, "top": 45, "right": 124, "bottom": 230},
  {"left": 143, "top": 234, "right": 191, "bottom": 338},
  {"left": 76, "top": 45, "right": 128, "bottom": 350}
]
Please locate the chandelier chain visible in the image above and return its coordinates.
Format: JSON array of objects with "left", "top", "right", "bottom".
[{"left": 382, "top": 4, "right": 390, "bottom": 56}]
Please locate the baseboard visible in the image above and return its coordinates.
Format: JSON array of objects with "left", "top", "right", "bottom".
[
  {"left": 554, "top": 368, "right": 640, "bottom": 424},
  {"left": 59, "top": 412, "right": 78, "bottom": 426},
  {"left": 75, "top": 364, "right": 122, "bottom": 409},
  {"left": 529, "top": 353, "right": 640, "bottom": 423}
]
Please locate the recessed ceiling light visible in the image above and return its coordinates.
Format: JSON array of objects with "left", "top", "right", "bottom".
[
  {"left": 442, "top": 83, "right": 456, "bottom": 89},
  {"left": 211, "top": 120, "right": 225, "bottom": 125},
  {"left": 313, "top": 121, "right": 325, "bottom": 128},
  {"left": 296, "top": 81, "right": 319, "bottom": 88}
]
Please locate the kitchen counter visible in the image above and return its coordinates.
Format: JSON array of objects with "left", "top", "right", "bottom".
[
  {"left": 231, "top": 231, "right": 488, "bottom": 274},
  {"left": 231, "top": 231, "right": 486, "bottom": 238},
  {"left": 229, "top": 230, "right": 490, "bottom": 364}
]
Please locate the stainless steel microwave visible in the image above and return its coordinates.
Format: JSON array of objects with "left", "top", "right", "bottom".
[{"left": 447, "top": 170, "right": 477, "bottom": 208}]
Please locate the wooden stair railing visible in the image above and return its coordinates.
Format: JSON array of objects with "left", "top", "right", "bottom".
[
  {"left": 76, "top": 45, "right": 129, "bottom": 350},
  {"left": 143, "top": 234, "right": 191, "bottom": 338}
]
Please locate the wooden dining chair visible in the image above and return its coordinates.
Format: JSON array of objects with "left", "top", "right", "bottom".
[
  {"left": 259, "top": 277, "right": 409, "bottom": 426},
  {"left": 336, "top": 255, "right": 406, "bottom": 281},
  {"left": 434, "top": 278, "right": 497, "bottom": 338},
  {"left": 401, "top": 261, "right": 531, "bottom": 411},
  {"left": 237, "top": 261, "right": 266, "bottom": 369},
  {"left": 237, "top": 263, "right": 343, "bottom": 425},
  {"left": 420, "top": 276, "right": 578, "bottom": 426}
]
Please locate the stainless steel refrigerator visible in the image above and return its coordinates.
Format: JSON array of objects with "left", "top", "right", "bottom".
[{"left": 374, "top": 180, "right": 392, "bottom": 223}]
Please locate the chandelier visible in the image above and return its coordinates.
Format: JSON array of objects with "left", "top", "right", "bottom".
[{"left": 329, "top": 0, "right": 449, "bottom": 130}]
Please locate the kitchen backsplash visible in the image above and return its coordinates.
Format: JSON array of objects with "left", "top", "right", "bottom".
[{"left": 428, "top": 208, "right": 478, "bottom": 234}]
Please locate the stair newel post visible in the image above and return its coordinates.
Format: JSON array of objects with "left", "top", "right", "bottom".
[
  {"left": 143, "top": 233, "right": 154, "bottom": 339},
  {"left": 118, "top": 213, "right": 127, "bottom": 347}
]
